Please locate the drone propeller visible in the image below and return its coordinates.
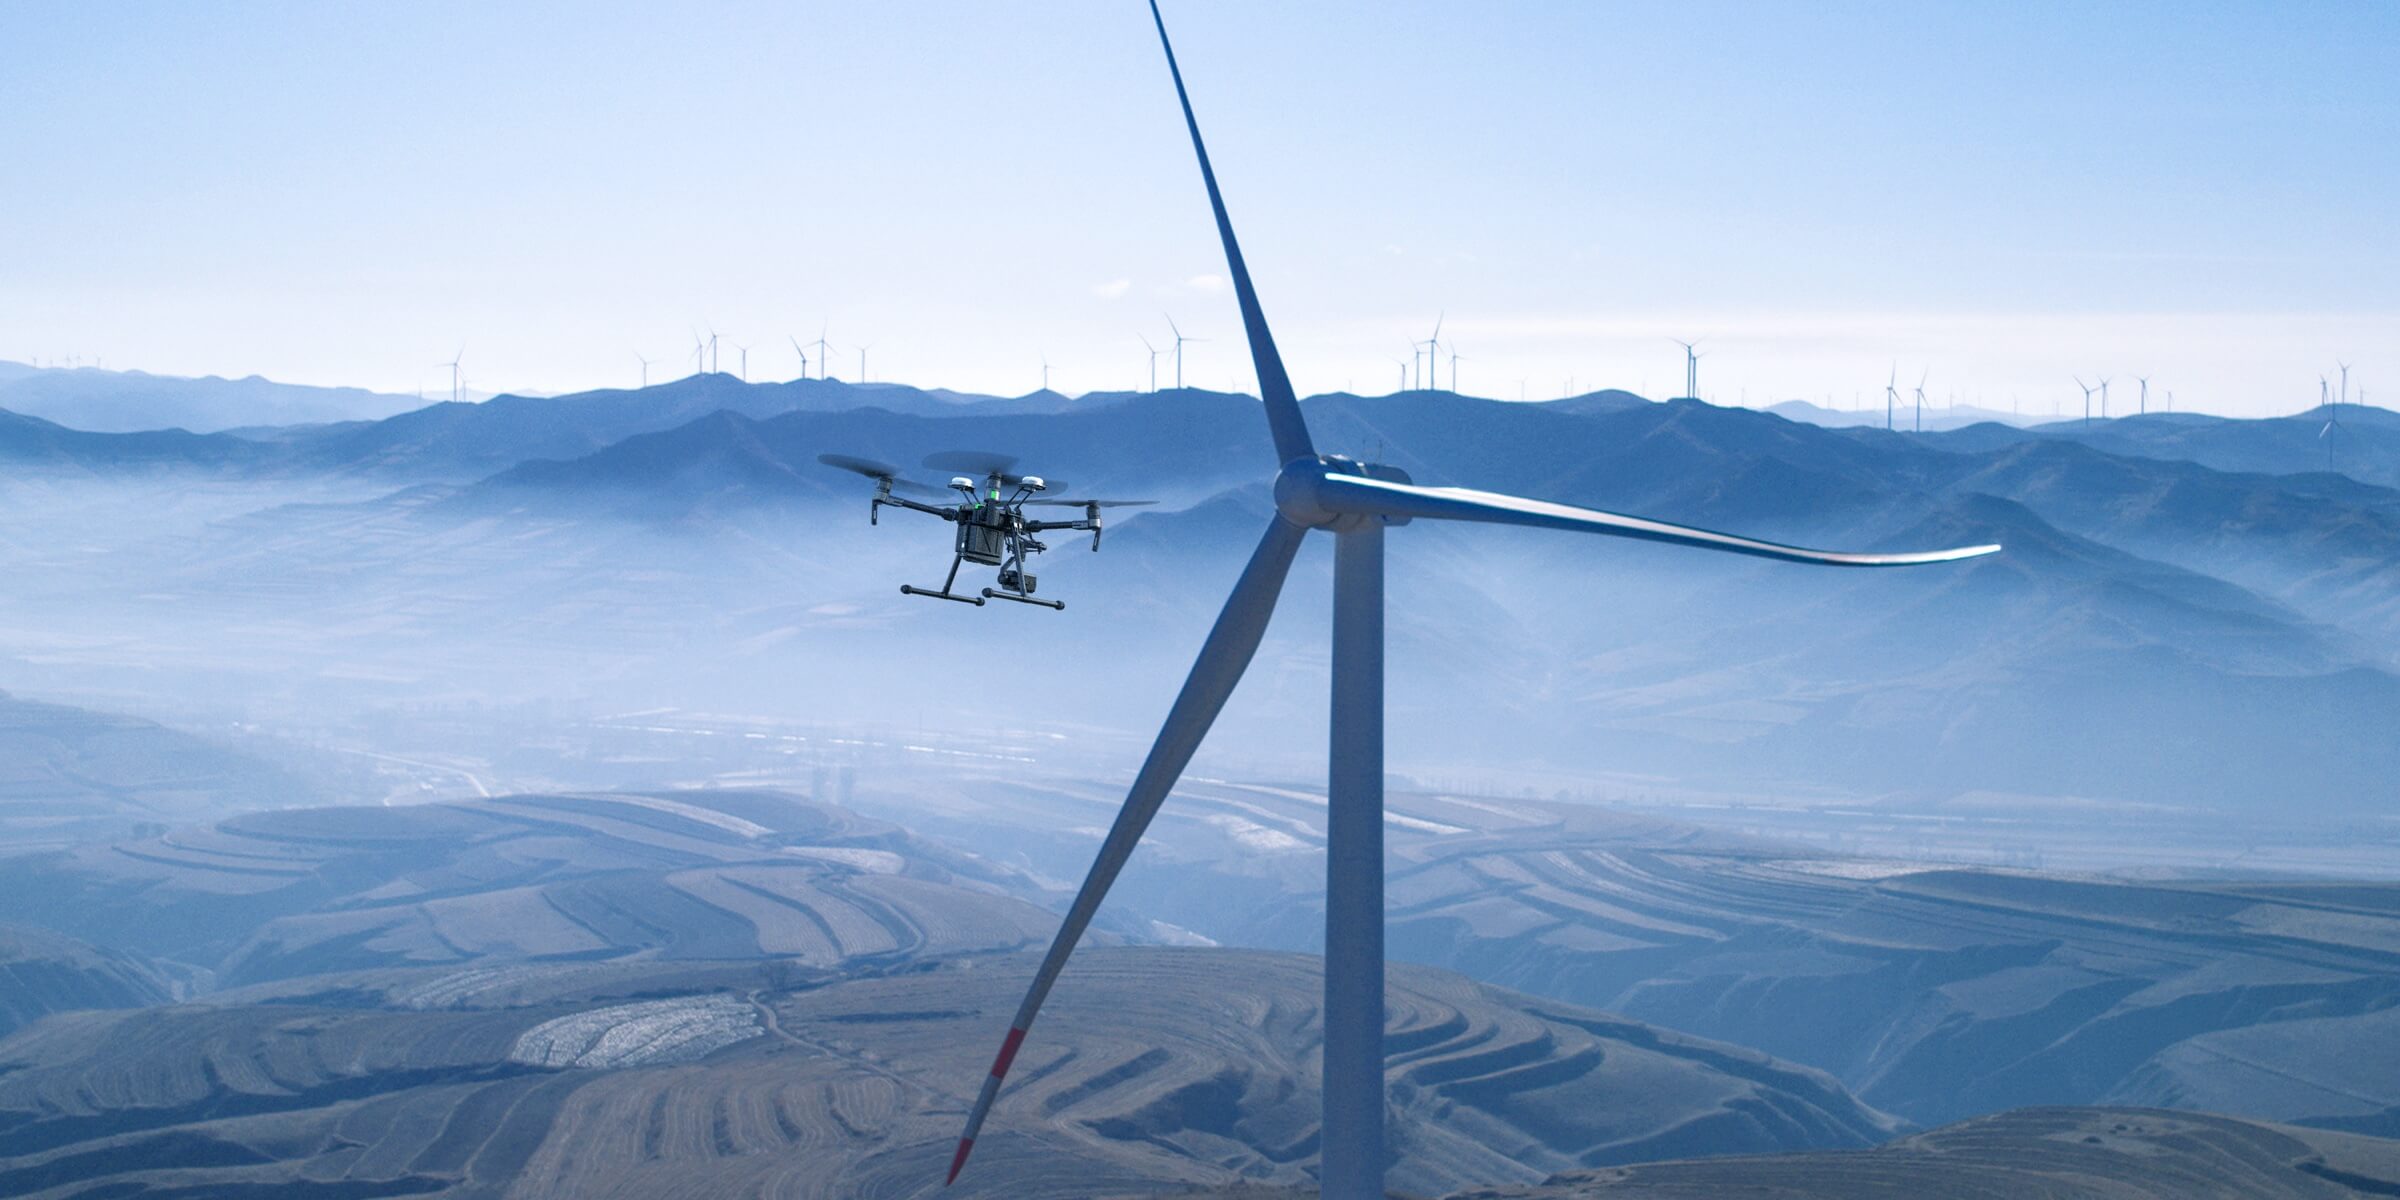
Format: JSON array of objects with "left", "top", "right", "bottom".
[
  {"left": 1025, "top": 499, "right": 1158, "bottom": 508},
  {"left": 922, "top": 450, "right": 1021, "bottom": 478},
  {"left": 815, "top": 453, "right": 949, "bottom": 499}
]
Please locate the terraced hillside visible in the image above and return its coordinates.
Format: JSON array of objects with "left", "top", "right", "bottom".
[
  {"left": 0, "top": 924, "right": 174, "bottom": 1039},
  {"left": 884, "top": 775, "right": 2400, "bottom": 1134},
  {"left": 0, "top": 789, "right": 1062, "bottom": 983},
  {"left": 0, "top": 949, "right": 1894, "bottom": 1198},
  {"left": 0, "top": 689, "right": 315, "bottom": 854},
  {"left": 1455, "top": 1107, "right": 2400, "bottom": 1199}
]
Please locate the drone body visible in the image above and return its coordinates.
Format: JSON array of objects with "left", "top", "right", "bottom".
[{"left": 819, "top": 451, "right": 1153, "bottom": 610}]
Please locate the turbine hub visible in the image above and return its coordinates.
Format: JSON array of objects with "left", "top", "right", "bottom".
[{"left": 1273, "top": 456, "right": 1413, "bottom": 531}]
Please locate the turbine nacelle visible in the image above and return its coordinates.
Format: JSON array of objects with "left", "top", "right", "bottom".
[{"left": 1273, "top": 456, "right": 1415, "bottom": 531}]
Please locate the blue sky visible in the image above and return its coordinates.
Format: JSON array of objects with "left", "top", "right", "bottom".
[{"left": 2, "top": 1, "right": 2393, "bottom": 415}]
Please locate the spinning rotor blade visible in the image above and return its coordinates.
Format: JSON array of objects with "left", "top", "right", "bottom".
[
  {"left": 1150, "top": 0, "right": 1314, "bottom": 467},
  {"left": 817, "top": 453, "right": 905, "bottom": 479},
  {"left": 948, "top": 515, "right": 1309, "bottom": 1185},
  {"left": 1315, "top": 474, "right": 2001, "bottom": 566},
  {"left": 1024, "top": 499, "right": 1158, "bottom": 508},
  {"left": 815, "top": 454, "right": 950, "bottom": 499},
  {"left": 922, "top": 450, "right": 1021, "bottom": 478}
]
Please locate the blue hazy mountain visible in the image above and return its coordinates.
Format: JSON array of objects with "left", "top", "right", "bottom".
[
  {"left": 1770, "top": 397, "right": 2041, "bottom": 432},
  {"left": 1920, "top": 403, "right": 2400, "bottom": 490},
  {"left": 0, "top": 364, "right": 421, "bottom": 433},
  {"left": 0, "top": 407, "right": 272, "bottom": 473},
  {"left": 294, "top": 390, "right": 2396, "bottom": 812}
]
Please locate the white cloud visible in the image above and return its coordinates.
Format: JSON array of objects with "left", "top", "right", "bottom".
[
  {"left": 1185, "top": 273, "right": 1228, "bottom": 293},
  {"left": 1090, "top": 278, "right": 1132, "bottom": 300}
]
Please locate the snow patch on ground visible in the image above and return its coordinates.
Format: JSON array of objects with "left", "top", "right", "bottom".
[{"left": 510, "top": 994, "right": 760, "bottom": 1068}]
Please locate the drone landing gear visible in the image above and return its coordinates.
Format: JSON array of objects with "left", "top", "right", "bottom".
[
  {"left": 982, "top": 587, "right": 1064, "bottom": 610},
  {"left": 902, "top": 556, "right": 988, "bottom": 606}
]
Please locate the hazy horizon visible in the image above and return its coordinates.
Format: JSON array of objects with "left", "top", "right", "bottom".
[{"left": 4, "top": 2, "right": 2393, "bottom": 416}]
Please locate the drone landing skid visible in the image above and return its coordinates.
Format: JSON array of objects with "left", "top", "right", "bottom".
[
  {"left": 982, "top": 587, "right": 1064, "bottom": 610},
  {"left": 900, "top": 584, "right": 985, "bottom": 606},
  {"left": 901, "top": 555, "right": 988, "bottom": 606}
]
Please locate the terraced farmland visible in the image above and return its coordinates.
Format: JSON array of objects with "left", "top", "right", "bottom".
[
  {"left": 0, "top": 789, "right": 1060, "bottom": 983},
  {"left": 868, "top": 775, "right": 2400, "bottom": 1135},
  {"left": 0, "top": 948, "right": 1895, "bottom": 1198}
]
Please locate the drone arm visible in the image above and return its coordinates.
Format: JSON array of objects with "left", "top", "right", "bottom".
[{"left": 877, "top": 494, "right": 962, "bottom": 521}]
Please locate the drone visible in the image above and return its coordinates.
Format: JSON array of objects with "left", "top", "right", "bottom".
[{"left": 818, "top": 450, "right": 1154, "bottom": 610}]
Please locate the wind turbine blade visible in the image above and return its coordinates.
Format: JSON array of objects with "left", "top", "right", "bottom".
[
  {"left": 948, "top": 514, "right": 1309, "bottom": 1185},
  {"left": 1149, "top": 0, "right": 1314, "bottom": 466},
  {"left": 1313, "top": 475, "right": 2001, "bottom": 566}
]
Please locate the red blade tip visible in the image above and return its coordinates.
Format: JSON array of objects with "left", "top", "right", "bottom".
[{"left": 946, "top": 1137, "right": 975, "bottom": 1185}]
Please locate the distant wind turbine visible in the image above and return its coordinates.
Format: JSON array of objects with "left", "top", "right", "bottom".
[
  {"left": 438, "top": 347, "right": 464, "bottom": 404},
  {"left": 1140, "top": 335, "right": 1166, "bottom": 392},
  {"left": 2338, "top": 361, "right": 2351, "bottom": 408},
  {"left": 1166, "top": 314, "right": 1203, "bottom": 389},
  {"left": 1392, "top": 358, "right": 1407, "bottom": 393},
  {"left": 1912, "top": 368, "right": 1929, "bottom": 433},
  {"left": 2136, "top": 375, "right": 2149, "bottom": 416},
  {"left": 734, "top": 343, "right": 751, "bottom": 382},
  {"left": 1447, "top": 346, "right": 1464, "bottom": 396},
  {"left": 856, "top": 342, "right": 876, "bottom": 383},
  {"left": 1040, "top": 352, "right": 1052, "bottom": 393},
  {"left": 1671, "top": 337, "right": 1705, "bottom": 400},
  {"left": 634, "top": 350, "right": 652, "bottom": 389},
  {"left": 2097, "top": 377, "right": 2111, "bottom": 419},
  {"left": 813, "top": 324, "right": 834, "bottom": 380},
  {"left": 789, "top": 335, "right": 810, "bottom": 381},
  {"left": 2074, "top": 376, "right": 2095, "bottom": 424},
  {"left": 1415, "top": 313, "right": 1444, "bottom": 392},
  {"left": 1884, "top": 364, "right": 1899, "bottom": 431}
]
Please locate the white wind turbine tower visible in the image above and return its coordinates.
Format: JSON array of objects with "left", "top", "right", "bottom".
[
  {"left": 1041, "top": 351, "right": 1052, "bottom": 393},
  {"left": 734, "top": 343, "right": 751, "bottom": 382},
  {"left": 690, "top": 331, "right": 707, "bottom": 377},
  {"left": 1671, "top": 337, "right": 1705, "bottom": 400},
  {"left": 438, "top": 347, "right": 463, "bottom": 404},
  {"left": 1912, "top": 368, "right": 1929, "bottom": 433},
  {"left": 634, "top": 351, "right": 652, "bottom": 389},
  {"left": 790, "top": 335, "right": 811, "bottom": 381},
  {"left": 945, "top": 5, "right": 2003, "bottom": 1196},
  {"left": 2339, "top": 361, "right": 2351, "bottom": 407},
  {"left": 2097, "top": 377, "right": 2111, "bottom": 419},
  {"left": 2074, "top": 376, "right": 2095, "bottom": 423},
  {"left": 1140, "top": 335, "right": 1166, "bottom": 392},
  {"left": 2136, "top": 375, "right": 2149, "bottom": 416},
  {"left": 1392, "top": 357, "right": 1408, "bottom": 394},
  {"left": 813, "top": 325, "right": 834, "bottom": 380},
  {"left": 1166, "top": 314, "right": 1203, "bottom": 388},
  {"left": 1416, "top": 313, "right": 1444, "bottom": 391},
  {"left": 1884, "top": 364, "right": 1900, "bottom": 431},
  {"left": 1448, "top": 345, "right": 1464, "bottom": 396}
]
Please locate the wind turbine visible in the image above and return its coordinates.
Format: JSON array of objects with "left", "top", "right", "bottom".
[
  {"left": 2097, "top": 377, "right": 2111, "bottom": 419},
  {"left": 1671, "top": 338, "right": 1703, "bottom": 400},
  {"left": 1166, "top": 314, "right": 1203, "bottom": 389},
  {"left": 1448, "top": 346, "right": 1464, "bottom": 396},
  {"left": 813, "top": 324, "right": 834, "bottom": 380},
  {"left": 1884, "top": 364, "right": 1899, "bottom": 431},
  {"left": 1912, "top": 368, "right": 1929, "bottom": 433},
  {"left": 856, "top": 341, "right": 876, "bottom": 383},
  {"left": 634, "top": 350, "right": 652, "bottom": 389},
  {"left": 1140, "top": 335, "right": 1165, "bottom": 392},
  {"left": 1391, "top": 358, "right": 1407, "bottom": 394},
  {"left": 2339, "top": 361, "right": 2351, "bottom": 408},
  {"left": 438, "top": 347, "right": 463, "bottom": 404},
  {"left": 1040, "top": 352, "right": 1052, "bottom": 393},
  {"left": 790, "top": 335, "right": 811, "bottom": 381},
  {"left": 1415, "top": 314, "right": 1444, "bottom": 391},
  {"left": 734, "top": 343, "right": 751, "bottom": 382},
  {"left": 2136, "top": 375, "right": 2148, "bottom": 416},
  {"left": 946, "top": 6, "right": 2002, "bottom": 1196},
  {"left": 2074, "top": 376, "right": 2094, "bottom": 424}
]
